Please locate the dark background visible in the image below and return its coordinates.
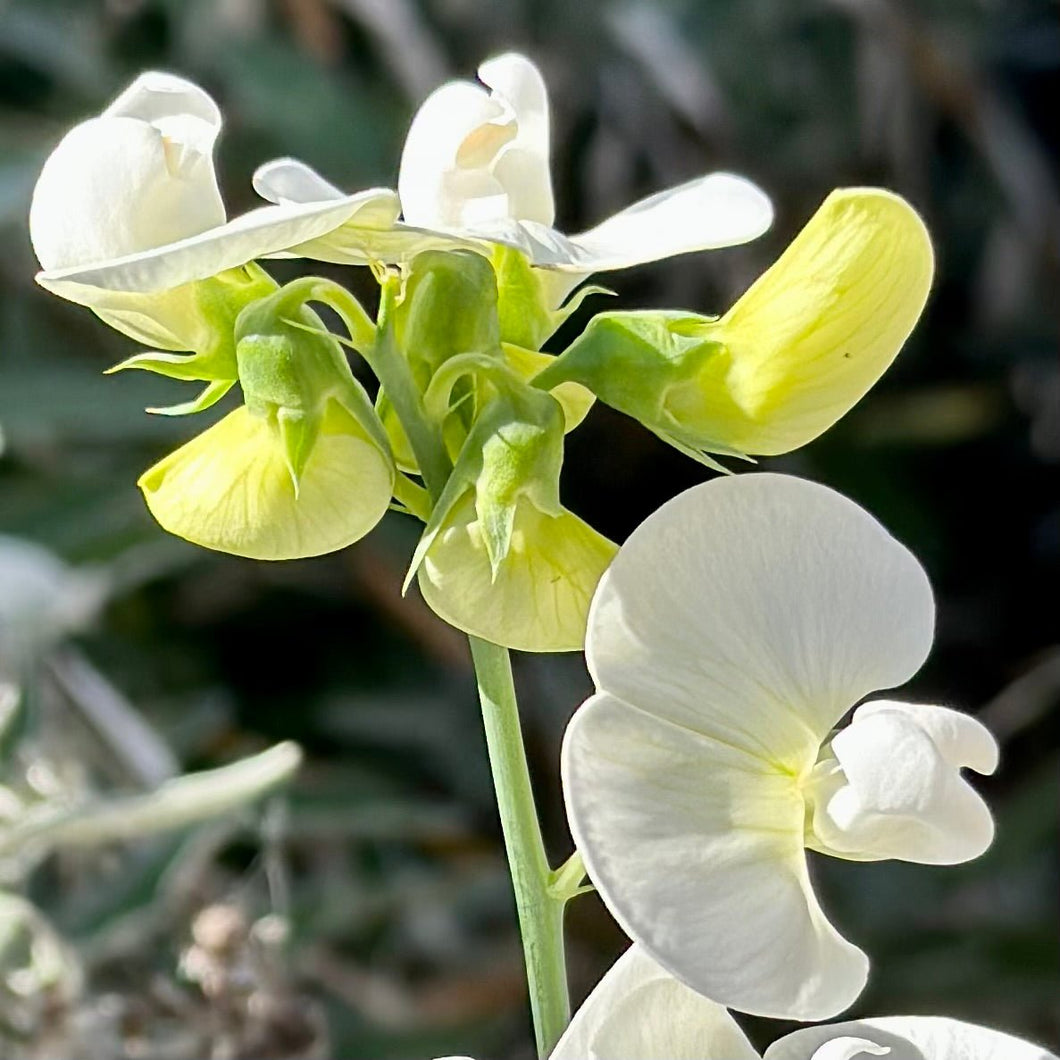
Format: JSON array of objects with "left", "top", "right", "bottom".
[{"left": 0, "top": 1, "right": 1057, "bottom": 1057}]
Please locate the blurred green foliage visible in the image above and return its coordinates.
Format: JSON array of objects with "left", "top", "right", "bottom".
[{"left": 1, "top": 0, "right": 1058, "bottom": 1057}]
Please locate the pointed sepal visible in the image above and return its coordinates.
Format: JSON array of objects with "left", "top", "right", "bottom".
[
  {"left": 145, "top": 378, "right": 235, "bottom": 416},
  {"left": 491, "top": 243, "right": 612, "bottom": 348}
]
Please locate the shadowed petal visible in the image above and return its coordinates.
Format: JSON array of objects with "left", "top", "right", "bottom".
[
  {"left": 765, "top": 1017, "right": 1058, "bottom": 1060},
  {"left": 564, "top": 691, "right": 868, "bottom": 1020},
  {"left": 552, "top": 946, "right": 760, "bottom": 1060}
]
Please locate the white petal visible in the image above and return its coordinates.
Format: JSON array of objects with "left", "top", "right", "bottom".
[
  {"left": 103, "top": 70, "right": 221, "bottom": 139},
  {"left": 104, "top": 70, "right": 222, "bottom": 169},
  {"left": 479, "top": 53, "right": 555, "bottom": 226},
  {"left": 251, "top": 157, "right": 495, "bottom": 265},
  {"left": 765, "top": 1017, "right": 1058, "bottom": 1060},
  {"left": 36, "top": 190, "right": 395, "bottom": 297},
  {"left": 398, "top": 80, "right": 507, "bottom": 228},
  {"left": 854, "top": 701, "right": 999, "bottom": 775},
  {"left": 545, "top": 172, "right": 772, "bottom": 273},
  {"left": 31, "top": 72, "right": 227, "bottom": 273},
  {"left": 30, "top": 117, "right": 225, "bottom": 272},
  {"left": 551, "top": 946, "right": 760, "bottom": 1060},
  {"left": 280, "top": 220, "right": 492, "bottom": 266},
  {"left": 810, "top": 708, "right": 995, "bottom": 864},
  {"left": 586, "top": 473, "right": 935, "bottom": 770},
  {"left": 253, "top": 157, "right": 347, "bottom": 205},
  {"left": 563, "top": 691, "right": 868, "bottom": 1020},
  {"left": 806, "top": 1040, "right": 890, "bottom": 1060}
]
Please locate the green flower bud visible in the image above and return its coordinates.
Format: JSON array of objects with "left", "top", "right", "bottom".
[
  {"left": 379, "top": 249, "right": 503, "bottom": 470},
  {"left": 408, "top": 362, "right": 615, "bottom": 652},
  {"left": 397, "top": 249, "right": 501, "bottom": 381}
]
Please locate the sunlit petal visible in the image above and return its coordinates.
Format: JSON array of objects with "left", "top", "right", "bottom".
[
  {"left": 551, "top": 946, "right": 760, "bottom": 1060},
  {"left": 854, "top": 700, "right": 999, "bottom": 775},
  {"left": 545, "top": 172, "right": 772, "bottom": 274},
  {"left": 30, "top": 116, "right": 225, "bottom": 273},
  {"left": 478, "top": 53, "right": 554, "bottom": 226},
  {"left": 139, "top": 402, "right": 393, "bottom": 560},
  {"left": 586, "top": 473, "right": 934, "bottom": 768},
  {"left": 38, "top": 191, "right": 396, "bottom": 297},
  {"left": 807, "top": 703, "right": 996, "bottom": 864},
  {"left": 417, "top": 495, "right": 616, "bottom": 652},
  {"left": 693, "top": 187, "right": 933, "bottom": 455},
  {"left": 399, "top": 80, "right": 506, "bottom": 228}
]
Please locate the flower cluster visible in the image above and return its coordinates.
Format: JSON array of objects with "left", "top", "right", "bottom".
[
  {"left": 32, "top": 56, "right": 931, "bottom": 652},
  {"left": 29, "top": 53, "right": 1051, "bottom": 1060}
]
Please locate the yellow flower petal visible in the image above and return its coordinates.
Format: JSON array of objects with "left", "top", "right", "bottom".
[
  {"left": 418, "top": 495, "right": 617, "bottom": 652},
  {"left": 671, "top": 188, "right": 934, "bottom": 455},
  {"left": 139, "top": 401, "right": 393, "bottom": 560},
  {"left": 503, "top": 343, "right": 595, "bottom": 432}
]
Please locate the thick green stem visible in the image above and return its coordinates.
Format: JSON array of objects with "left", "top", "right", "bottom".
[{"left": 469, "top": 636, "right": 570, "bottom": 1057}]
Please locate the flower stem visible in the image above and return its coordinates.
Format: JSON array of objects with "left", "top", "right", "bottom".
[
  {"left": 468, "top": 636, "right": 570, "bottom": 1057},
  {"left": 360, "top": 266, "right": 571, "bottom": 1055}
]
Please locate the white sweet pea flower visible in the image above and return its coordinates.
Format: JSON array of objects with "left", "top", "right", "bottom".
[
  {"left": 252, "top": 53, "right": 772, "bottom": 289},
  {"left": 765, "top": 1017, "right": 1058, "bottom": 1060},
  {"left": 435, "top": 946, "right": 757, "bottom": 1060},
  {"left": 398, "top": 52, "right": 554, "bottom": 232},
  {"left": 562, "top": 473, "right": 999, "bottom": 1020},
  {"left": 31, "top": 71, "right": 397, "bottom": 303},
  {"left": 549, "top": 946, "right": 759, "bottom": 1060},
  {"left": 436, "top": 946, "right": 1056, "bottom": 1060}
]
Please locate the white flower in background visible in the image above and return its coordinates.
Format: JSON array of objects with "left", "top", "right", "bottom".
[
  {"left": 562, "top": 473, "right": 999, "bottom": 1020},
  {"left": 437, "top": 946, "right": 1057, "bottom": 1060},
  {"left": 30, "top": 71, "right": 397, "bottom": 301},
  {"left": 0, "top": 536, "right": 106, "bottom": 674},
  {"left": 766, "top": 1017, "right": 1058, "bottom": 1060},
  {"left": 253, "top": 53, "right": 773, "bottom": 290}
]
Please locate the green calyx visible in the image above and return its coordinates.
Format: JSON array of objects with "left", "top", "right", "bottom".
[
  {"left": 491, "top": 244, "right": 611, "bottom": 350},
  {"left": 397, "top": 249, "right": 502, "bottom": 382},
  {"left": 104, "top": 263, "right": 278, "bottom": 415},
  {"left": 233, "top": 282, "right": 391, "bottom": 493},
  {"left": 379, "top": 250, "right": 504, "bottom": 471},
  {"left": 406, "top": 363, "right": 567, "bottom": 588},
  {"left": 533, "top": 310, "right": 750, "bottom": 471}
]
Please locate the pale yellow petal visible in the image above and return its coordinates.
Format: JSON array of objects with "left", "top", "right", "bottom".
[
  {"left": 418, "top": 495, "right": 616, "bottom": 652},
  {"left": 503, "top": 344, "right": 595, "bottom": 432},
  {"left": 139, "top": 402, "right": 393, "bottom": 560},
  {"left": 675, "top": 188, "right": 933, "bottom": 455}
]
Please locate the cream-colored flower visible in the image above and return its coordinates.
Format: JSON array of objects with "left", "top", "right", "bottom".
[
  {"left": 437, "top": 946, "right": 1055, "bottom": 1060},
  {"left": 253, "top": 54, "right": 772, "bottom": 289},
  {"left": 31, "top": 71, "right": 396, "bottom": 306},
  {"left": 563, "top": 473, "right": 998, "bottom": 1019},
  {"left": 765, "top": 1016, "right": 1057, "bottom": 1060}
]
